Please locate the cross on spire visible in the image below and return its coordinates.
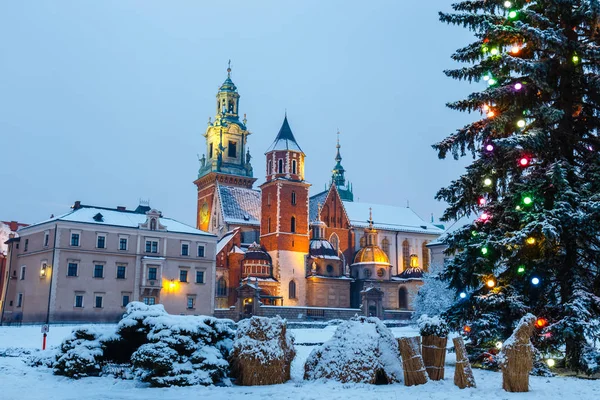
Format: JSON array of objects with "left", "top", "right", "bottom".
[{"left": 227, "top": 59, "right": 231, "bottom": 78}]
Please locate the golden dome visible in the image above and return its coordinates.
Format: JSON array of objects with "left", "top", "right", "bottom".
[{"left": 353, "top": 245, "right": 390, "bottom": 265}]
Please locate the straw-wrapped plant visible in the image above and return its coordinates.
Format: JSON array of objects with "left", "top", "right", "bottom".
[
  {"left": 453, "top": 336, "right": 476, "bottom": 388},
  {"left": 398, "top": 336, "right": 428, "bottom": 386},
  {"left": 229, "top": 316, "right": 295, "bottom": 386},
  {"left": 418, "top": 315, "right": 449, "bottom": 380},
  {"left": 304, "top": 316, "right": 402, "bottom": 384},
  {"left": 498, "top": 313, "right": 536, "bottom": 392}
]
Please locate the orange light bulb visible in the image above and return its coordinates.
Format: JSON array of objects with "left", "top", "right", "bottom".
[
  {"left": 511, "top": 45, "right": 521, "bottom": 54},
  {"left": 486, "top": 279, "right": 496, "bottom": 288}
]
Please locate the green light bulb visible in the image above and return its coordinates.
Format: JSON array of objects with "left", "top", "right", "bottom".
[
  {"left": 471, "top": 230, "right": 478, "bottom": 237},
  {"left": 481, "top": 247, "right": 489, "bottom": 255},
  {"left": 508, "top": 10, "right": 517, "bottom": 19},
  {"left": 488, "top": 78, "right": 497, "bottom": 85},
  {"left": 517, "top": 266, "right": 526, "bottom": 274},
  {"left": 573, "top": 55, "right": 579, "bottom": 63},
  {"left": 523, "top": 196, "right": 532, "bottom": 205},
  {"left": 490, "top": 48, "right": 499, "bottom": 55}
]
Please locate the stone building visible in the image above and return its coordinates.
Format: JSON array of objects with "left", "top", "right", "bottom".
[
  {"left": 0, "top": 202, "right": 216, "bottom": 324},
  {"left": 0, "top": 220, "right": 29, "bottom": 316}
]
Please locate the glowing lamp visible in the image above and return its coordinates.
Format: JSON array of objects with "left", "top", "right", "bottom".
[
  {"left": 485, "top": 143, "right": 494, "bottom": 152},
  {"left": 511, "top": 45, "right": 520, "bottom": 54},
  {"left": 523, "top": 196, "right": 533, "bottom": 205},
  {"left": 464, "top": 325, "right": 471, "bottom": 333},
  {"left": 471, "top": 230, "right": 478, "bottom": 237},
  {"left": 531, "top": 277, "right": 540, "bottom": 285},
  {"left": 480, "top": 212, "right": 490, "bottom": 221},
  {"left": 536, "top": 318, "right": 547, "bottom": 328},
  {"left": 514, "top": 82, "right": 523, "bottom": 90},
  {"left": 490, "top": 48, "right": 499, "bottom": 55},
  {"left": 486, "top": 278, "right": 496, "bottom": 288},
  {"left": 519, "top": 157, "right": 530, "bottom": 166},
  {"left": 526, "top": 237, "right": 536, "bottom": 245},
  {"left": 488, "top": 78, "right": 497, "bottom": 85},
  {"left": 459, "top": 292, "right": 467, "bottom": 299},
  {"left": 547, "top": 359, "right": 556, "bottom": 367},
  {"left": 169, "top": 281, "right": 176, "bottom": 289},
  {"left": 484, "top": 177, "right": 493, "bottom": 186},
  {"left": 478, "top": 197, "right": 486, "bottom": 206},
  {"left": 504, "top": 1, "right": 512, "bottom": 7},
  {"left": 508, "top": 10, "right": 517, "bottom": 19},
  {"left": 482, "top": 104, "right": 490, "bottom": 111},
  {"left": 517, "top": 265, "right": 526, "bottom": 274},
  {"left": 515, "top": 205, "right": 522, "bottom": 211},
  {"left": 487, "top": 110, "right": 495, "bottom": 118},
  {"left": 572, "top": 55, "right": 579, "bottom": 63},
  {"left": 517, "top": 119, "right": 526, "bottom": 128},
  {"left": 483, "top": 75, "right": 490, "bottom": 82},
  {"left": 495, "top": 341, "right": 503, "bottom": 349}
]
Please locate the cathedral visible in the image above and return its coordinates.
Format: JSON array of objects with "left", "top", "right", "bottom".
[{"left": 194, "top": 66, "right": 444, "bottom": 315}]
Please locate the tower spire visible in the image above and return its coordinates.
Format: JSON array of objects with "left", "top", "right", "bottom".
[
  {"left": 227, "top": 59, "right": 231, "bottom": 78},
  {"left": 330, "top": 130, "right": 353, "bottom": 201}
]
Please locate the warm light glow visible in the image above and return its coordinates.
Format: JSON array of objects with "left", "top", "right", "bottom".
[
  {"left": 536, "top": 318, "right": 547, "bottom": 328},
  {"left": 464, "top": 325, "right": 471, "bottom": 333},
  {"left": 485, "top": 144, "right": 494, "bottom": 152},
  {"left": 504, "top": 1, "right": 512, "bottom": 7},
  {"left": 480, "top": 212, "right": 490, "bottom": 221},
  {"left": 520, "top": 157, "right": 530, "bottom": 166},
  {"left": 511, "top": 45, "right": 521, "bottom": 54},
  {"left": 460, "top": 292, "right": 467, "bottom": 299},
  {"left": 479, "top": 197, "right": 486, "bottom": 206},
  {"left": 517, "top": 265, "right": 526, "bottom": 274},
  {"left": 547, "top": 359, "right": 556, "bottom": 367},
  {"left": 484, "top": 177, "right": 493, "bottom": 186},
  {"left": 523, "top": 196, "right": 533, "bottom": 205},
  {"left": 531, "top": 277, "right": 540, "bottom": 285},
  {"left": 514, "top": 82, "right": 523, "bottom": 90},
  {"left": 517, "top": 119, "right": 526, "bottom": 128},
  {"left": 515, "top": 205, "right": 522, "bottom": 211},
  {"left": 487, "top": 110, "right": 495, "bottom": 118},
  {"left": 490, "top": 48, "right": 499, "bottom": 55},
  {"left": 486, "top": 278, "right": 496, "bottom": 288},
  {"left": 40, "top": 266, "right": 47, "bottom": 278},
  {"left": 169, "top": 280, "right": 176, "bottom": 289},
  {"left": 526, "top": 237, "right": 536, "bottom": 245},
  {"left": 410, "top": 254, "right": 419, "bottom": 268},
  {"left": 572, "top": 55, "right": 579, "bottom": 63},
  {"left": 482, "top": 103, "right": 490, "bottom": 111},
  {"left": 495, "top": 341, "right": 503, "bottom": 349},
  {"left": 508, "top": 10, "right": 517, "bottom": 18}
]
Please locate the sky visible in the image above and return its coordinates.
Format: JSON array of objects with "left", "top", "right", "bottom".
[{"left": 0, "top": 1, "right": 477, "bottom": 228}]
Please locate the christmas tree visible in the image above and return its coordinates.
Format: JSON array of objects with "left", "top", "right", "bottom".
[{"left": 435, "top": 0, "right": 600, "bottom": 373}]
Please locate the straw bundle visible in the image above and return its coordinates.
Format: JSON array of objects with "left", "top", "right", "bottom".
[
  {"left": 453, "top": 336, "right": 476, "bottom": 388},
  {"left": 230, "top": 316, "right": 295, "bottom": 386},
  {"left": 398, "top": 336, "right": 428, "bottom": 386},
  {"left": 422, "top": 335, "right": 447, "bottom": 380},
  {"left": 499, "top": 313, "right": 536, "bottom": 392}
]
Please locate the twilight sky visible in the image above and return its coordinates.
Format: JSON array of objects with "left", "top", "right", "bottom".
[{"left": 0, "top": 1, "right": 476, "bottom": 228}]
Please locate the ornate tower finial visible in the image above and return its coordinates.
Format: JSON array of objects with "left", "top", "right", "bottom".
[
  {"left": 368, "top": 207, "right": 374, "bottom": 229},
  {"left": 227, "top": 59, "right": 231, "bottom": 78},
  {"left": 335, "top": 130, "right": 342, "bottom": 162}
]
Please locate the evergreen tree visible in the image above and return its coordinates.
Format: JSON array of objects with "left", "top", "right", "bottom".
[{"left": 436, "top": 0, "right": 600, "bottom": 372}]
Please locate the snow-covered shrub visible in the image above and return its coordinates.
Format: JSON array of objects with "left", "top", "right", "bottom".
[
  {"left": 304, "top": 316, "right": 402, "bottom": 384},
  {"left": 418, "top": 315, "right": 450, "bottom": 337},
  {"left": 412, "top": 263, "right": 454, "bottom": 321},
  {"left": 580, "top": 344, "right": 600, "bottom": 376},
  {"left": 230, "top": 316, "right": 295, "bottom": 386},
  {"left": 25, "top": 349, "right": 56, "bottom": 368},
  {"left": 53, "top": 326, "right": 115, "bottom": 378},
  {"left": 131, "top": 314, "right": 233, "bottom": 387}
]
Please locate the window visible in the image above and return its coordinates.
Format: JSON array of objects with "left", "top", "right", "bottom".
[
  {"left": 20, "top": 266, "right": 26, "bottom": 280},
  {"left": 364, "top": 268, "right": 372, "bottom": 278},
  {"left": 97, "top": 235, "right": 106, "bottom": 249},
  {"left": 377, "top": 268, "right": 385, "bottom": 277},
  {"left": 209, "top": 143, "right": 213, "bottom": 158},
  {"left": 119, "top": 237, "right": 128, "bottom": 251},
  {"left": 179, "top": 269, "right": 188, "bottom": 283},
  {"left": 278, "top": 159, "right": 283, "bottom": 173},
  {"left": 94, "top": 295, "right": 103, "bottom": 308},
  {"left": 74, "top": 295, "right": 84, "bottom": 308},
  {"left": 17, "top": 293, "right": 23, "bottom": 308},
  {"left": 216, "top": 277, "right": 227, "bottom": 296},
  {"left": 44, "top": 232, "right": 49, "bottom": 247},
  {"left": 330, "top": 233, "right": 339, "bottom": 252},
  {"left": 93, "top": 264, "right": 104, "bottom": 278},
  {"left": 290, "top": 216, "right": 296, "bottom": 233},
  {"left": 146, "top": 240, "right": 158, "bottom": 253},
  {"left": 398, "top": 287, "right": 408, "bottom": 310},
  {"left": 292, "top": 159, "right": 297, "bottom": 174},
  {"left": 150, "top": 219, "right": 157, "bottom": 231},
  {"left": 326, "top": 264, "right": 334, "bottom": 274},
  {"left": 382, "top": 238, "right": 390, "bottom": 255},
  {"left": 71, "top": 233, "right": 80, "bottom": 246},
  {"left": 122, "top": 295, "right": 130, "bottom": 307},
  {"left": 196, "top": 270, "right": 205, "bottom": 284},
  {"left": 267, "top": 192, "right": 271, "bottom": 206},
  {"left": 143, "top": 297, "right": 155, "bottom": 305},
  {"left": 24, "top": 239, "right": 29, "bottom": 252},
  {"left": 197, "top": 245, "right": 205, "bottom": 257},
  {"left": 291, "top": 191, "right": 296, "bottom": 205},
  {"left": 148, "top": 267, "right": 157, "bottom": 281},
  {"left": 268, "top": 217, "right": 271, "bottom": 233},
  {"left": 187, "top": 297, "right": 195, "bottom": 309},
  {"left": 268, "top": 160, "right": 273, "bottom": 175},
  {"left": 402, "top": 240, "right": 410, "bottom": 269},
  {"left": 117, "top": 265, "right": 126, "bottom": 279},
  {"left": 67, "top": 263, "right": 78, "bottom": 277},
  {"left": 181, "top": 243, "right": 189, "bottom": 256},
  {"left": 360, "top": 235, "right": 366, "bottom": 248},
  {"left": 228, "top": 141, "right": 237, "bottom": 158},
  {"left": 422, "top": 241, "right": 430, "bottom": 272},
  {"left": 289, "top": 280, "right": 296, "bottom": 299}
]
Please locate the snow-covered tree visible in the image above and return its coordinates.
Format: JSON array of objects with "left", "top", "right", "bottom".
[
  {"left": 436, "top": 0, "right": 600, "bottom": 373},
  {"left": 412, "top": 263, "right": 454, "bottom": 320}
]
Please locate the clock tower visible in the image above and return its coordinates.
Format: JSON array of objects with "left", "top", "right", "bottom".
[{"left": 194, "top": 63, "right": 257, "bottom": 232}]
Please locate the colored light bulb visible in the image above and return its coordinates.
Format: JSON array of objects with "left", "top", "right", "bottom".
[
  {"left": 490, "top": 48, "right": 499, "bottom": 55},
  {"left": 531, "top": 277, "right": 540, "bottom": 285},
  {"left": 511, "top": 45, "right": 520, "bottom": 54},
  {"left": 487, "top": 110, "right": 495, "bottom": 118},
  {"left": 481, "top": 247, "right": 489, "bottom": 255},
  {"left": 536, "top": 318, "right": 547, "bottom": 328},
  {"left": 471, "top": 230, "right": 478, "bottom": 237},
  {"left": 523, "top": 196, "right": 533, "bottom": 205},
  {"left": 504, "top": 1, "right": 512, "bottom": 7},
  {"left": 517, "top": 265, "right": 526, "bottom": 274},
  {"left": 527, "top": 237, "right": 536, "bottom": 245},
  {"left": 484, "top": 178, "right": 493, "bottom": 186},
  {"left": 517, "top": 119, "right": 526, "bottom": 128},
  {"left": 479, "top": 197, "right": 486, "bottom": 206},
  {"left": 547, "top": 359, "right": 556, "bottom": 367},
  {"left": 508, "top": 10, "right": 517, "bottom": 18},
  {"left": 495, "top": 341, "right": 503, "bottom": 349},
  {"left": 459, "top": 292, "right": 467, "bottom": 299},
  {"left": 485, "top": 144, "right": 494, "bottom": 152},
  {"left": 514, "top": 82, "right": 523, "bottom": 90},
  {"left": 515, "top": 205, "right": 521, "bottom": 210},
  {"left": 519, "top": 157, "right": 530, "bottom": 166},
  {"left": 486, "top": 278, "right": 496, "bottom": 288},
  {"left": 480, "top": 212, "right": 490, "bottom": 221},
  {"left": 488, "top": 78, "right": 497, "bottom": 85},
  {"left": 464, "top": 325, "right": 471, "bottom": 333},
  {"left": 573, "top": 55, "right": 579, "bottom": 63},
  {"left": 483, "top": 75, "right": 490, "bottom": 82},
  {"left": 482, "top": 104, "right": 490, "bottom": 111}
]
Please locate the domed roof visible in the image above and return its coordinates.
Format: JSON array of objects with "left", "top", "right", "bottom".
[
  {"left": 309, "top": 239, "right": 340, "bottom": 259},
  {"left": 353, "top": 246, "right": 390, "bottom": 265},
  {"left": 243, "top": 242, "right": 271, "bottom": 263},
  {"left": 219, "top": 76, "right": 237, "bottom": 92},
  {"left": 398, "top": 267, "right": 423, "bottom": 279}
]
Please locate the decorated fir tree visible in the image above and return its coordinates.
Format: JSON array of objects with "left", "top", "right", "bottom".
[{"left": 435, "top": 0, "right": 600, "bottom": 372}]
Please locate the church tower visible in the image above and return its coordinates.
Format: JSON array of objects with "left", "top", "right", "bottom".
[
  {"left": 194, "top": 63, "right": 257, "bottom": 231},
  {"left": 260, "top": 115, "right": 310, "bottom": 305},
  {"left": 331, "top": 132, "right": 353, "bottom": 201}
]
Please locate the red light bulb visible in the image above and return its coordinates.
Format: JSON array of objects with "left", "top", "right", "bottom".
[
  {"left": 480, "top": 212, "right": 490, "bottom": 221},
  {"left": 519, "top": 157, "right": 530, "bottom": 166},
  {"left": 478, "top": 197, "right": 486, "bottom": 206}
]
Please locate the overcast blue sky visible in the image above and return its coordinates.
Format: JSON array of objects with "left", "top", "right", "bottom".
[{"left": 0, "top": 1, "right": 475, "bottom": 227}]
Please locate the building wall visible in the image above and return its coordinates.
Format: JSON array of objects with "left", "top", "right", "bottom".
[
  {"left": 305, "top": 277, "right": 351, "bottom": 308},
  {"left": 271, "top": 250, "right": 307, "bottom": 306}
]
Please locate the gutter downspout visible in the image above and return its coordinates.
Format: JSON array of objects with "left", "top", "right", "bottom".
[
  {"left": 0, "top": 241, "right": 14, "bottom": 326},
  {"left": 45, "top": 223, "right": 58, "bottom": 325},
  {"left": 395, "top": 231, "right": 400, "bottom": 275}
]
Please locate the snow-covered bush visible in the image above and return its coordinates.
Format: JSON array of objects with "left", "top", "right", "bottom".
[
  {"left": 25, "top": 350, "right": 56, "bottom": 368},
  {"left": 412, "top": 263, "right": 454, "bottom": 321},
  {"left": 304, "top": 316, "right": 402, "bottom": 384},
  {"left": 229, "top": 316, "right": 295, "bottom": 386},
  {"left": 580, "top": 344, "right": 600, "bottom": 376},
  {"left": 131, "top": 313, "right": 233, "bottom": 387},
  {"left": 418, "top": 315, "right": 450, "bottom": 337},
  {"left": 53, "top": 326, "right": 116, "bottom": 378}
]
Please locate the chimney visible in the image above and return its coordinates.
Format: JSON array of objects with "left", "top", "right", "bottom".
[
  {"left": 73, "top": 201, "right": 81, "bottom": 210},
  {"left": 117, "top": 206, "right": 126, "bottom": 211}
]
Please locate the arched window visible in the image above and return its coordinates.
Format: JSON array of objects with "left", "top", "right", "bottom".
[
  {"left": 360, "top": 235, "right": 366, "bottom": 248},
  {"left": 216, "top": 277, "right": 227, "bottom": 297},
  {"left": 402, "top": 239, "right": 410, "bottom": 269},
  {"left": 290, "top": 216, "right": 296, "bottom": 233},
  {"left": 288, "top": 280, "right": 296, "bottom": 299},
  {"left": 268, "top": 160, "right": 273, "bottom": 175},
  {"left": 422, "top": 241, "right": 430, "bottom": 272},
  {"left": 150, "top": 219, "right": 156, "bottom": 231},
  {"left": 398, "top": 287, "right": 408, "bottom": 310},
  {"left": 291, "top": 191, "right": 296, "bottom": 205},
  {"left": 382, "top": 238, "right": 390, "bottom": 255},
  {"left": 268, "top": 217, "right": 271, "bottom": 233},
  {"left": 278, "top": 159, "right": 283, "bottom": 174},
  {"left": 329, "top": 233, "right": 339, "bottom": 252},
  {"left": 292, "top": 160, "right": 297, "bottom": 174}
]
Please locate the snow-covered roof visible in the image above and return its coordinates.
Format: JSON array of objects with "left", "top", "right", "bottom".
[
  {"left": 20, "top": 205, "right": 213, "bottom": 236},
  {"left": 217, "top": 185, "right": 261, "bottom": 226},
  {"left": 342, "top": 201, "right": 444, "bottom": 235},
  {"left": 216, "top": 229, "right": 238, "bottom": 254},
  {"left": 309, "top": 190, "right": 328, "bottom": 222}
]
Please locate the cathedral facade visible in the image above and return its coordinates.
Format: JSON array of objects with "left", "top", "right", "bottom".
[{"left": 195, "top": 67, "right": 443, "bottom": 315}]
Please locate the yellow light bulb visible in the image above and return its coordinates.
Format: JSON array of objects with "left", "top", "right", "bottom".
[
  {"left": 526, "top": 237, "right": 536, "bottom": 245},
  {"left": 517, "top": 120, "right": 526, "bottom": 128},
  {"left": 486, "top": 279, "right": 496, "bottom": 288},
  {"left": 547, "top": 359, "right": 556, "bottom": 367}
]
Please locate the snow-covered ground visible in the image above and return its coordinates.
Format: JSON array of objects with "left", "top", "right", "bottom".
[{"left": 0, "top": 324, "right": 599, "bottom": 400}]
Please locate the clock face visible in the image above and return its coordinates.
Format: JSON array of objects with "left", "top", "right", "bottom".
[{"left": 200, "top": 202, "right": 209, "bottom": 224}]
